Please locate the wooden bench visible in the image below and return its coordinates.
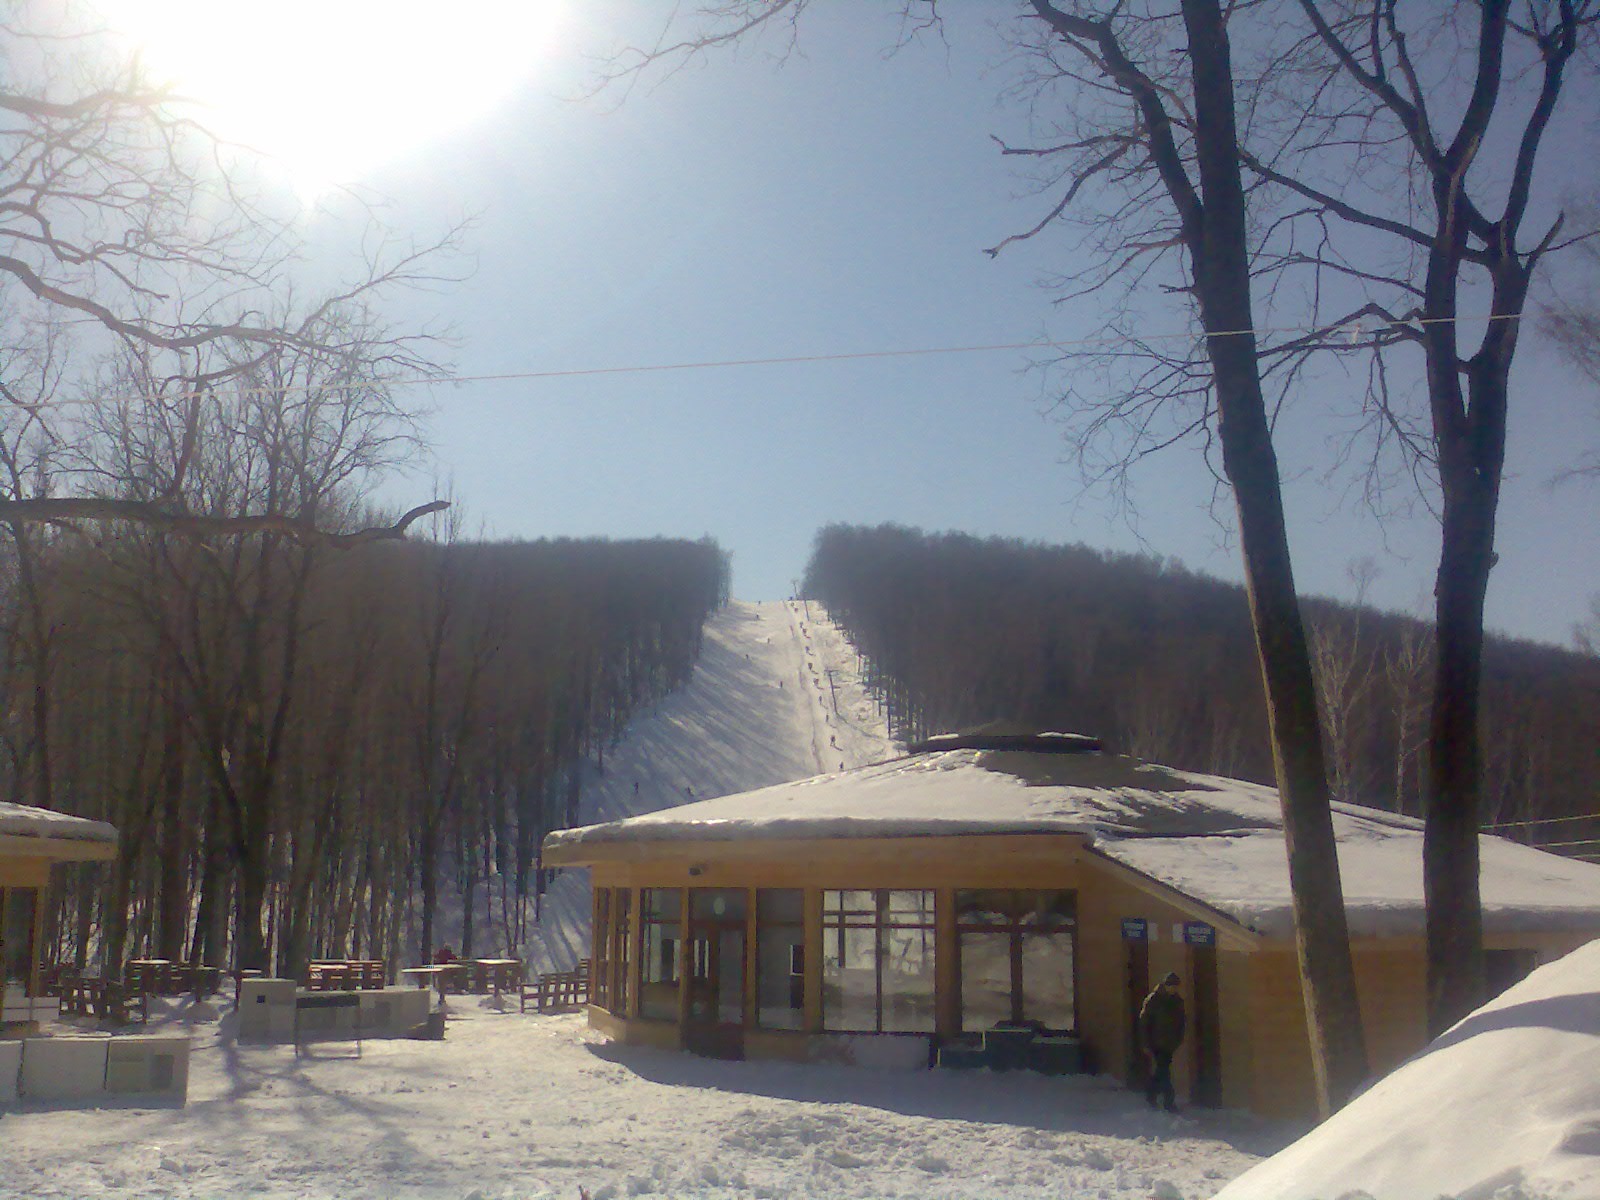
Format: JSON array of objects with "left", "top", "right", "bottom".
[
  {"left": 58, "top": 976, "right": 146, "bottom": 1024},
  {"left": 303, "top": 960, "right": 387, "bottom": 991},
  {"left": 519, "top": 959, "right": 591, "bottom": 1014},
  {"left": 124, "top": 960, "right": 223, "bottom": 999}
]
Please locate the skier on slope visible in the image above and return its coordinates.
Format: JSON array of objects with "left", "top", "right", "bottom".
[{"left": 1138, "top": 972, "right": 1187, "bottom": 1113}]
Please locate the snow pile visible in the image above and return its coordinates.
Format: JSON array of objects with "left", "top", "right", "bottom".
[
  {"left": 547, "top": 743, "right": 1600, "bottom": 940},
  {"left": 1214, "top": 938, "right": 1600, "bottom": 1200},
  {"left": 522, "top": 599, "right": 897, "bottom": 972},
  {"left": 0, "top": 801, "right": 117, "bottom": 845},
  {"left": 0, "top": 998, "right": 1289, "bottom": 1199}
]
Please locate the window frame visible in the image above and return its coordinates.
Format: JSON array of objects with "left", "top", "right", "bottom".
[
  {"left": 955, "top": 888, "right": 1077, "bottom": 1033},
  {"left": 821, "top": 888, "right": 936, "bottom": 1034},
  {"left": 637, "top": 887, "right": 683, "bottom": 1021},
  {"left": 754, "top": 888, "right": 806, "bottom": 1031}
]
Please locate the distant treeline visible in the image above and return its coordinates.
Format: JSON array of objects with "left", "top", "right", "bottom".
[
  {"left": 803, "top": 523, "right": 1599, "bottom": 824},
  {"left": 6, "top": 530, "right": 729, "bottom": 977}
]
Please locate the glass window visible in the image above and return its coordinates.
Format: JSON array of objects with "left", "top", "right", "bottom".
[
  {"left": 756, "top": 889, "right": 805, "bottom": 1030},
  {"left": 690, "top": 889, "right": 747, "bottom": 922},
  {"left": 639, "top": 888, "right": 682, "bottom": 1020},
  {"left": 1020, "top": 926, "right": 1075, "bottom": 1029},
  {"left": 956, "top": 889, "right": 1076, "bottom": 1033},
  {"left": 822, "top": 889, "right": 935, "bottom": 1033},
  {"left": 881, "top": 921, "right": 936, "bottom": 1033},
  {"left": 958, "top": 929, "right": 1012, "bottom": 1031},
  {"left": 613, "top": 889, "right": 632, "bottom": 1016},
  {"left": 592, "top": 889, "right": 612, "bottom": 1010}
]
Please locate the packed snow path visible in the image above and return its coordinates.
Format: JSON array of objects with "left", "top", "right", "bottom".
[
  {"left": 522, "top": 600, "right": 896, "bottom": 974},
  {"left": 0, "top": 1000, "right": 1288, "bottom": 1200}
]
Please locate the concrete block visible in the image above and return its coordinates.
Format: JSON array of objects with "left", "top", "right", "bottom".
[
  {"left": 238, "top": 978, "right": 296, "bottom": 1041},
  {"left": 358, "top": 993, "right": 391, "bottom": 1032},
  {"left": 105, "top": 1036, "right": 189, "bottom": 1101},
  {"left": 1, "top": 986, "right": 57, "bottom": 1024},
  {"left": 240, "top": 977, "right": 296, "bottom": 1006},
  {"left": 362, "top": 987, "right": 429, "bottom": 1036},
  {"left": 296, "top": 1001, "right": 358, "bottom": 1039},
  {"left": 0, "top": 1039, "right": 19, "bottom": 1103},
  {"left": 21, "top": 1037, "right": 108, "bottom": 1102}
]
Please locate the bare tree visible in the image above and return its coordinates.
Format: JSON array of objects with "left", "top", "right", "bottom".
[
  {"left": 1575, "top": 595, "right": 1600, "bottom": 657},
  {"left": 1383, "top": 621, "right": 1434, "bottom": 818},
  {"left": 84, "top": 311, "right": 434, "bottom": 970},
  {"left": 1243, "top": 0, "right": 1600, "bottom": 1032},
  {"left": 612, "top": 0, "right": 1369, "bottom": 1113},
  {"left": 1310, "top": 560, "right": 1380, "bottom": 804},
  {"left": 1, "top": 9, "right": 454, "bottom": 541},
  {"left": 1541, "top": 207, "right": 1600, "bottom": 480}
]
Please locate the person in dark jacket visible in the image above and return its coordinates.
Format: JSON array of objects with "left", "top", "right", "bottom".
[{"left": 1138, "top": 972, "right": 1187, "bottom": 1112}]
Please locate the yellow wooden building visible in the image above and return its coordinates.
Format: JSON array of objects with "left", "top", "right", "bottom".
[
  {"left": 542, "top": 733, "right": 1600, "bottom": 1118},
  {"left": 2, "top": 801, "right": 118, "bottom": 1029}
]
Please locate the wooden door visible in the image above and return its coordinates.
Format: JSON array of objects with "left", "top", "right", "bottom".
[
  {"left": 1124, "top": 936, "right": 1149, "bottom": 1086},
  {"left": 1189, "top": 943, "right": 1222, "bottom": 1107},
  {"left": 685, "top": 921, "right": 746, "bottom": 1060}
]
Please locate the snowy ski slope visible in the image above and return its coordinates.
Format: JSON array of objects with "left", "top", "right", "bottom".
[{"left": 523, "top": 599, "right": 897, "bottom": 973}]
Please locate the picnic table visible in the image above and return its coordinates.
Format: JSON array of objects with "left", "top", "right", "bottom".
[
  {"left": 59, "top": 975, "right": 146, "bottom": 1024},
  {"left": 304, "top": 960, "right": 386, "bottom": 991},
  {"left": 469, "top": 959, "right": 523, "bottom": 996},
  {"left": 125, "top": 959, "right": 223, "bottom": 998},
  {"left": 399, "top": 963, "right": 466, "bottom": 999}
]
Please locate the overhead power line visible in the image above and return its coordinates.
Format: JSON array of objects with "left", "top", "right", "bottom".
[
  {"left": 1482, "top": 812, "right": 1600, "bottom": 830},
  {"left": 15, "top": 309, "right": 1526, "bottom": 411}
]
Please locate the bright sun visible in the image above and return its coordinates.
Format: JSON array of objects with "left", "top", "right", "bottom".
[{"left": 92, "top": 0, "right": 567, "bottom": 199}]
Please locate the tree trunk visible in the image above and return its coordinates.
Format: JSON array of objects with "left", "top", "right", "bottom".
[
  {"left": 155, "top": 689, "right": 189, "bottom": 962},
  {"left": 234, "top": 819, "right": 272, "bottom": 972},
  {"left": 418, "top": 816, "right": 439, "bottom": 961},
  {"left": 102, "top": 848, "right": 137, "bottom": 976},
  {"left": 1183, "top": 0, "right": 1368, "bottom": 1112},
  {"left": 1422, "top": 331, "right": 1514, "bottom": 1032}
]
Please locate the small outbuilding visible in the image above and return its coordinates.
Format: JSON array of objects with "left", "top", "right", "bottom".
[
  {"left": 542, "top": 733, "right": 1600, "bottom": 1118},
  {"left": 2, "top": 801, "right": 118, "bottom": 1029}
]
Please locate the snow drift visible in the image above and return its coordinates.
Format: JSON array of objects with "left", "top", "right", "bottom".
[{"left": 1213, "top": 937, "right": 1600, "bottom": 1200}]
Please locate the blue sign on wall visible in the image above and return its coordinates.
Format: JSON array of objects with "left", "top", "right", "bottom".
[
  {"left": 1183, "top": 921, "right": 1216, "bottom": 946},
  {"left": 1120, "top": 917, "right": 1148, "bottom": 942}
]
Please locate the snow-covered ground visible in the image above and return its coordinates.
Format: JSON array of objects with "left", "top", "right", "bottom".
[
  {"left": 0, "top": 997, "right": 1288, "bottom": 1200},
  {"left": 522, "top": 599, "right": 898, "bottom": 974}
]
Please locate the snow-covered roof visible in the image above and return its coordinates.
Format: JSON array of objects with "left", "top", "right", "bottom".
[
  {"left": 544, "top": 745, "right": 1600, "bottom": 939},
  {"left": 0, "top": 800, "right": 118, "bottom": 855}
]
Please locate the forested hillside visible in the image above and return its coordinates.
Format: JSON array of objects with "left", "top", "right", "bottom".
[
  {"left": 2, "top": 528, "right": 729, "bottom": 978},
  {"left": 804, "top": 524, "right": 1599, "bottom": 825}
]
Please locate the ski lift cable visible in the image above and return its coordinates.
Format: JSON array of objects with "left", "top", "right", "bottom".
[{"left": 15, "top": 310, "right": 1528, "bottom": 411}]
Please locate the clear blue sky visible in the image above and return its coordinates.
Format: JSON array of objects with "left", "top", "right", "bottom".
[{"left": 338, "top": 3, "right": 1597, "bottom": 646}]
